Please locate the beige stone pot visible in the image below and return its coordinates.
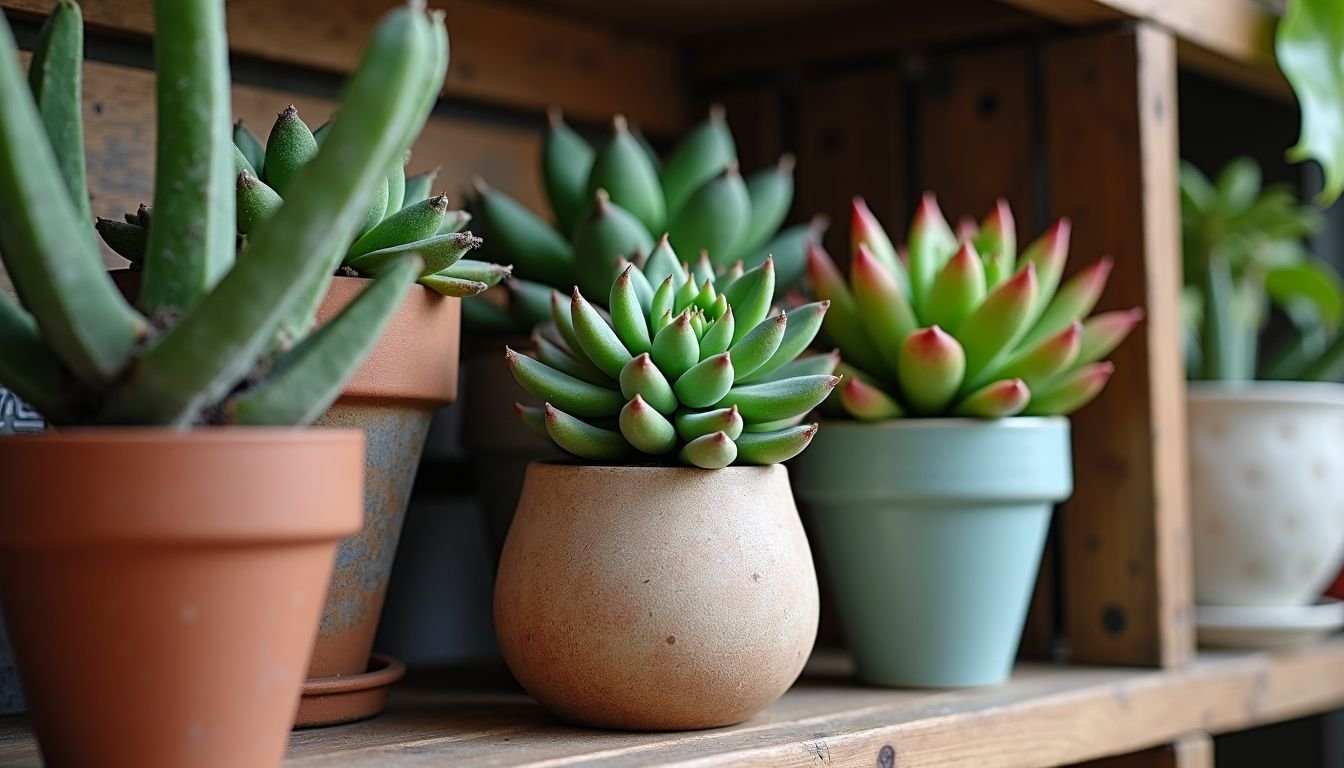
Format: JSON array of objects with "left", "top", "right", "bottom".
[{"left": 494, "top": 462, "right": 819, "bottom": 730}]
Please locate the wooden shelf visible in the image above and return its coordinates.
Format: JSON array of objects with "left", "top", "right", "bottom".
[{"left": 3, "top": 637, "right": 1343, "bottom": 767}]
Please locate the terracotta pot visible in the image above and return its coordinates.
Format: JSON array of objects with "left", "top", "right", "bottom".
[
  {"left": 307, "top": 278, "right": 460, "bottom": 680},
  {"left": 0, "top": 429, "right": 362, "bottom": 768},
  {"left": 1188, "top": 382, "right": 1344, "bottom": 607},
  {"left": 495, "top": 462, "right": 819, "bottom": 730},
  {"left": 460, "top": 342, "right": 562, "bottom": 557}
]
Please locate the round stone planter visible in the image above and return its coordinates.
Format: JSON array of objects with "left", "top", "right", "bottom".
[
  {"left": 792, "top": 418, "right": 1072, "bottom": 688},
  {"left": 494, "top": 462, "right": 819, "bottom": 730}
]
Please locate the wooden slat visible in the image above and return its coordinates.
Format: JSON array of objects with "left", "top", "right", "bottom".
[
  {"left": 5, "top": 638, "right": 1344, "bottom": 767},
  {"left": 1, "top": 0, "right": 689, "bottom": 135},
  {"left": 997, "top": 0, "right": 1283, "bottom": 97},
  {"left": 914, "top": 42, "right": 1036, "bottom": 230},
  {"left": 792, "top": 67, "right": 907, "bottom": 261},
  {"left": 1043, "top": 25, "right": 1193, "bottom": 668}
]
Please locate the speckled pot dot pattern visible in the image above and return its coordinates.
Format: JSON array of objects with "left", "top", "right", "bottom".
[{"left": 1189, "top": 384, "right": 1344, "bottom": 607}]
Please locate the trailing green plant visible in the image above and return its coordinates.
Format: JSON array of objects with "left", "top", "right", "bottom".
[
  {"left": 506, "top": 238, "right": 838, "bottom": 468},
  {"left": 1180, "top": 157, "right": 1344, "bottom": 381},
  {"left": 0, "top": 0, "right": 448, "bottom": 427},
  {"left": 809, "top": 195, "right": 1140, "bottom": 419},
  {"left": 96, "top": 103, "right": 501, "bottom": 299},
  {"left": 468, "top": 107, "right": 824, "bottom": 333}
]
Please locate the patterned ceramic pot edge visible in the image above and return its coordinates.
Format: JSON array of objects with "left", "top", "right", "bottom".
[{"left": 0, "top": 385, "right": 42, "bottom": 715}]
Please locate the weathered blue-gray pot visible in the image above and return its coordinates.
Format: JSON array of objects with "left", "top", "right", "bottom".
[
  {"left": 792, "top": 418, "right": 1072, "bottom": 687},
  {"left": 305, "top": 279, "right": 460, "bottom": 679}
]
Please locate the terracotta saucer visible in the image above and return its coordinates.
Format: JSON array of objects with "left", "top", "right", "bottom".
[{"left": 294, "top": 653, "right": 406, "bottom": 728}]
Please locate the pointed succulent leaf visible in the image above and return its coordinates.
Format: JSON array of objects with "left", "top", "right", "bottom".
[
  {"left": 619, "top": 352, "right": 679, "bottom": 415},
  {"left": 675, "top": 405, "right": 744, "bottom": 442},
  {"left": 715, "top": 374, "right": 840, "bottom": 423},
  {"left": 545, "top": 404, "right": 630, "bottom": 461},
  {"left": 907, "top": 192, "right": 957, "bottom": 317},
  {"left": 542, "top": 109, "right": 595, "bottom": 236},
  {"left": 619, "top": 394, "right": 678, "bottom": 455},
  {"left": 735, "top": 423, "right": 817, "bottom": 464},
  {"left": 739, "top": 300, "right": 829, "bottom": 383},
  {"left": 925, "top": 241, "right": 987, "bottom": 334},
  {"left": 954, "top": 378, "right": 1030, "bottom": 418},
  {"left": 1077, "top": 308, "right": 1143, "bottom": 367},
  {"left": 807, "top": 243, "right": 885, "bottom": 376},
  {"left": 898, "top": 326, "right": 965, "bottom": 415},
  {"left": 587, "top": 115, "right": 665, "bottom": 234},
  {"left": 679, "top": 430, "right": 738, "bottom": 469},
  {"left": 954, "top": 263, "right": 1037, "bottom": 384},
  {"left": 651, "top": 311, "right": 700, "bottom": 380},
  {"left": 838, "top": 376, "right": 903, "bottom": 421},
  {"left": 851, "top": 243, "right": 915, "bottom": 375},
  {"left": 1020, "top": 257, "right": 1113, "bottom": 349},
  {"left": 506, "top": 347, "right": 624, "bottom": 417},
  {"left": 1025, "top": 361, "right": 1114, "bottom": 416}
]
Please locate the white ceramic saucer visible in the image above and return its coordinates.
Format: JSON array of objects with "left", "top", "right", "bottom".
[{"left": 1196, "top": 598, "right": 1344, "bottom": 649}]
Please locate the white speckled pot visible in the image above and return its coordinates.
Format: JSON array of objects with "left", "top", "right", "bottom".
[{"left": 1189, "top": 382, "right": 1344, "bottom": 606}]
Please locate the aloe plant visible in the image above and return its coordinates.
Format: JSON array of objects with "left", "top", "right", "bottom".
[
  {"left": 98, "top": 105, "right": 502, "bottom": 299},
  {"left": 506, "top": 237, "right": 837, "bottom": 468},
  {"left": 810, "top": 194, "right": 1140, "bottom": 419},
  {"left": 468, "top": 107, "right": 824, "bottom": 333},
  {"left": 0, "top": 0, "right": 448, "bottom": 427},
  {"left": 1181, "top": 158, "right": 1344, "bottom": 381}
]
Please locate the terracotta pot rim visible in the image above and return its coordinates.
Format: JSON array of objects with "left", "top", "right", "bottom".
[
  {"left": 1187, "top": 380, "right": 1344, "bottom": 408},
  {"left": 1, "top": 426, "right": 363, "bottom": 445}
]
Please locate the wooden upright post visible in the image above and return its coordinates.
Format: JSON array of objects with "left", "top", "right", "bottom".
[{"left": 1043, "top": 23, "right": 1194, "bottom": 668}]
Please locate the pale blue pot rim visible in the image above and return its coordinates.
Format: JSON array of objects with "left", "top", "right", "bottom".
[
  {"left": 793, "top": 415, "right": 1073, "bottom": 505},
  {"left": 1187, "top": 380, "right": 1344, "bottom": 408}
]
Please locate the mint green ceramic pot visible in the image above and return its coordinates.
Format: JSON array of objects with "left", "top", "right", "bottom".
[{"left": 791, "top": 417, "right": 1072, "bottom": 687}]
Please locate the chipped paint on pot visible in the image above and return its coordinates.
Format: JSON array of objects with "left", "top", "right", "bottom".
[
  {"left": 308, "top": 403, "right": 432, "bottom": 677},
  {"left": 304, "top": 279, "right": 462, "bottom": 680},
  {"left": 495, "top": 462, "right": 819, "bottom": 730}
]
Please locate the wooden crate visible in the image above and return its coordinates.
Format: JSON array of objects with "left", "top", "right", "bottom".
[{"left": 0, "top": 0, "right": 1321, "bottom": 764}]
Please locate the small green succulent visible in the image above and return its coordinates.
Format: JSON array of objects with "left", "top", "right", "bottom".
[
  {"left": 506, "top": 238, "right": 838, "bottom": 468},
  {"left": 468, "top": 107, "right": 823, "bottom": 332},
  {"left": 0, "top": 0, "right": 446, "bottom": 427},
  {"left": 809, "top": 194, "right": 1139, "bottom": 419}
]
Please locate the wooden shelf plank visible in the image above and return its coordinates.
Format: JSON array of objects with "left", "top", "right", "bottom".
[
  {"left": 996, "top": 0, "right": 1285, "bottom": 96},
  {"left": 3, "top": 637, "right": 1343, "bottom": 767}
]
